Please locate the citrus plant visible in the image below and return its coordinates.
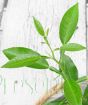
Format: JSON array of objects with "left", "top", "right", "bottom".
[{"left": 1, "top": 3, "right": 88, "bottom": 105}]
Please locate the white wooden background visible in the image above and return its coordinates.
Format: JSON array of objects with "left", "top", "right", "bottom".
[{"left": 0, "top": 0, "right": 87, "bottom": 105}]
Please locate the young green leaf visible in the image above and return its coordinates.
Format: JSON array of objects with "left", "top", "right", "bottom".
[
  {"left": 2, "top": 54, "right": 41, "bottom": 68},
  {"left": 59, "top": 3, "right": 79, "bottom": 44},
  {"left": 33, "top": 17, "right": 45, "bottom": 36},
  {"left": 60, "top": 43, "right": 86, "bottom": 51},
  {"left": 49, "top": 66, "right": 61, "bottom": 74},
  {"left": 3, "top": 47, "right": 49, "bottom": 69},
  {"left": 3, "top": 47, "right": 39, "bottom": 59},
  {"left": 43, "top": 97, "right": 67, "bottom": 105},
  {"left": 77, "top": 76, "right": 88, "bottom": 83},
  {"left": 64, "top": 80, "right": 82, "bottom": 105},
  {"left": 60, "top": 54, "right": 78, "bottom": 81},
  {"left": 82, "top": 85, "right": 88, "bottom": 105}
]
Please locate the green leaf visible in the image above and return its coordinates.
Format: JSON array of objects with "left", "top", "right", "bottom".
[
  {"left": 43, "top": 97, "right": 68, "bottom": 105},
  {"left": 60, "top": 54, "right": 78, "bottom": 81},
  {"left": 77, "top": 76, "right": 88, "bottom": 83},
  {"left": 3, "top": 47, "right": 49, "bottom": 69},
  {"left": 82, "top": 85, "right": 88, "bottom": 105},
  {"left": 60, "top": 43, "right": 86, "bottom": 51},
  {"left": 27, "top": 57, "right": 49, "bottom": 69},
  {"left": 49, "top": 66, "right": 61, "bottom": 74},
  {"left": 33, "top": 17, "right": 45, "bottom": 36},
  {"left": 2, "top": 54, "right": 41, "bottom": 68},
  {"left": 3, "top": 47, "right": 39, "bottom": 59},
  {"left": 54, "top": 48, "right": 60, "bottom": 51},
  {"left": 59, "top": 3, "right": 79, "bottom": 44},
  {"left": 64, "top": 80, "right": 82, "bottom": 105}
]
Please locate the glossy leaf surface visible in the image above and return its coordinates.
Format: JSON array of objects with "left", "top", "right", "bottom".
[
  {"left": 61, "top": 43, "right": 85, "bottom": 51},
  {"left": 60, "top": 54, "right": 78, "bottom": 81},
  {"left": 82, "top": 85, "right": 88, "bottom": 105},
  {"left": 33, "top": 17, "right": 45, "bottom": 36},
  {"left": 3, "top": 47, "right": 49, "bottom": 69},
  {"left": 59, "top": 3, "right": 79, "bottom": 44},
  {"left": 64, "top": 80, "right": 82, "bottom": 105},
  {"left": 2, "top": 54, "right": 41, "bottom": 68}
]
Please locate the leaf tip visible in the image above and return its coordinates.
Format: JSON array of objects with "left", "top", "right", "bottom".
[
  {"left": 1, "top": 65, "right": 5, "bottom": 68},
  {"left": 33, "top": 16, "right": 36, "bottom": 23},
  {"left": 82, "top": 46, "right": 86, "bottom": 50}
]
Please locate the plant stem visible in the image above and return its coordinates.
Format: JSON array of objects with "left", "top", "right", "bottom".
[
  {"left": 44, "top": 36, "right": 54, "bottom": 57},
  {"left": 49, "top": 66, "right": 61, "bottom": 74},
  {"left": 44, "top": 36, "right": 59, "bottom": 64},
  {"left": 35, "top": 36, "right": 63, "bottom": 105},
  {"left": 36, "top": 35, "right": 63, "bottom": 105}
]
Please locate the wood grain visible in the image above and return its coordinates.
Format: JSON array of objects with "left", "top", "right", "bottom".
[{"left": 0, "top": 0, "right": 86, "bottom": 105}]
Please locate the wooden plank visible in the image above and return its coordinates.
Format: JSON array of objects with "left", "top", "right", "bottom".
[
  {"left": 86, "top": 0, "right": 88, "bottom": 75},
  {"left": 0, "top": 0, "right": 86, "bottom": 105}
]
